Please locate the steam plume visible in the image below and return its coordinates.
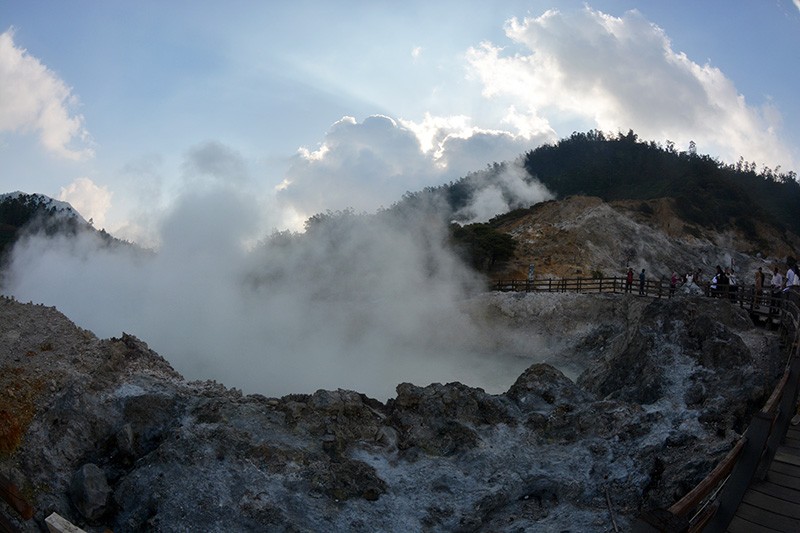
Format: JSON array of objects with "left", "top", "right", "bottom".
[{"left": 4, "top": 188, "right": 541, "bottom": 399}]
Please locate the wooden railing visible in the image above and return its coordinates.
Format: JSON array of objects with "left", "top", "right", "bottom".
[
  {"left": 494, "top": 276, "right": 664, "bottom": 296},
  {"left": 493, "top": 276, "right": 799, "bottom": 334},
  {"left": 493, "top": 277, "right": 800, "bottom": 532},
  {"left": 684, "top": 292, "right": 800, "bottom": 533}
]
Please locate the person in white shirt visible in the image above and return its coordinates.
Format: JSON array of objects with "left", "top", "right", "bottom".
[
  {"left": 770, "top": 267, "right": 784, "bottom": 314},
  {"left": 771, "top": 267, "right": 784, "bottom": 291},
  {"left": 786, "top": 265, "right": 797, "bottom": 291}
]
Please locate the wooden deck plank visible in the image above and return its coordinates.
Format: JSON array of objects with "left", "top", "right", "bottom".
[
  {"left": 770, "top": 460, "right": 800, "bottom": 478},
  {"left": 741, "top": 490, "right": 800, "bottom": 519},
  {"left": 784, "top": 430, "right": 800, "bottom": 441},
  {"left": 708, "top": 286, "right": 800, "bottom": 529},
  {"left": 727, "top": 513, "right": 784, "bottom": 532},
  {"left": 735, "top": 501, "right": 800, "bottom": 532},
  {"left": 767, "top": 470, "right": 800, "bottom": 491},
  {"left": 773, "top": 449, "right": 800, "bottom": 468},
  {"left": 786, "top": 427, "right": 800, "bottom": 441},
  {"left": 782, "top": 437, "right": 800, "bottom": 450},
  {"left": 750, "top": 480, "right": 800, "bottom": 504}
]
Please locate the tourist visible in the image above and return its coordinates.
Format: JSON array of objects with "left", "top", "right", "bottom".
[
  {"left": 771, "top": 267, "right": 784, "bottom": 291},
  {"left": 639, "top": 269, "right": 646, "bottom": 296},
  {"left": 727, "top": 269, "right": 738, "bottom": 302},
  {"left": 770, "top": 267, "right": 784, "bottom": 314},
  {"left": 786, "top": 261, "right": 797, "bottom": 291},
  {"left": 754, "top": 267, "right": 764, "bottom": 307},
  {"left": 710, "top": 266, "right": 728, "bottom": 298},
  {"left": 626, "top": 267, "right": 633, "bottom": 293},
  {"left": 670, "top": 272, "right": 678, "bottom": 297},
  {"left": 719, "top": 267, "right": 729, "bottom": 297}
]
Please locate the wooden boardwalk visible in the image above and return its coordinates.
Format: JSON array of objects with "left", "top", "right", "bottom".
[
  {"left": 727, "top": 424, "right": 800, "bottom": 533},
  {"left": 495, "top": 277, "right": 800, "bottom": 532}
]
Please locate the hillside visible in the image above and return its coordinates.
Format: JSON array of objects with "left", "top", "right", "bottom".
[
  {"left": 397, "top": 131, "right": 800, "bottom": 242},
  {"left": 486, "top": 195, "right": 800, "bottom": 281},
  {"left": 386, "top": 131, "right": 800, "bottom": 281},
  {"left": 0, "top": 192, "right": 129, "bottom": 265},
  {"left": 522, "top": 130, "right": 800, "bottom": 237}
]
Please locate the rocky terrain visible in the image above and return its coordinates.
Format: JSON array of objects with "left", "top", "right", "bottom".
[
  {"left": 493, "top": 195, "right": 800, "bottom": 281},
  {"left": 0, "top": 288, "right": 785, "bottom": 532}
]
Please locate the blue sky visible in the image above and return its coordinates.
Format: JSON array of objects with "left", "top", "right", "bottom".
[{"left": 2, "top": 1, "right": 799, "bottom": 245}]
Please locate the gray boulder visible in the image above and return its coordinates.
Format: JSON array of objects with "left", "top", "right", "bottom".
[{"left": 69, "top": 463, "right": 110, "bottom": 522}]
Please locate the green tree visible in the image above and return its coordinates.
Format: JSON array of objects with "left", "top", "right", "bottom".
[{"left": 450, "top": 223, "right": 517, "bottom": 272}]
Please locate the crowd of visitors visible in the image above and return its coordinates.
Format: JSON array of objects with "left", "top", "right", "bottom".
[{"left": 623, "top": 258, "right": 799, "bottom": 305}]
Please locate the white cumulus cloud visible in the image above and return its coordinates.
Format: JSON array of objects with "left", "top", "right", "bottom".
[
  {"left": 278, "top": 114, "right": 548, "bottom": 220},
  {"left": 59, "top": 177, "right": 112, "bottom": 228},
  {"left": 0, "top": 28, "right": 93, "bottom": 160},
  {"left": 466, "top": 7, "right": 797, "bottom": 171}
]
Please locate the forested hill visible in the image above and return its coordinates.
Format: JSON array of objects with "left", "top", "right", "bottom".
[
  {"left": 522, "top": 130, "right": 800, "bottom": 237},
  {"left": 0, "top": 193, "right": 129, "bottom": 265}
]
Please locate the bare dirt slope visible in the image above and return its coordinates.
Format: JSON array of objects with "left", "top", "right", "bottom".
[{"left": 494, "top": 195, "right": 799, "bottom": 282}]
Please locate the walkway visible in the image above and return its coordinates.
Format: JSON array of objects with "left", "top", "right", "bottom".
[
  {"left": 727, "top": 424, "right": 800, "bottom": 532},
  {"left": 493, "top": 276, "right": 800, "bottom": 532}
]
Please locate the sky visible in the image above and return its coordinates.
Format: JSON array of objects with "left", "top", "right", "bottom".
[{"left": 1, "top": 1, "right": 799, "bottom": 246}]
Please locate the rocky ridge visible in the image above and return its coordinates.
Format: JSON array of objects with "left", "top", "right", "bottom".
[
  {"left": 0, "top": 290, "right": 784, "bottom": 532},
  {"left": 494, "top": 195, "right": 800, "bottom": 280}
]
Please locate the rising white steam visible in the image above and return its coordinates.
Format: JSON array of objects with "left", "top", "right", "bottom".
[
  {"left": 454, "top": 160, "right": 554, "bottom": 224},
  {"left": 4, "top": 188, "right": 543, "bottom": 399}
]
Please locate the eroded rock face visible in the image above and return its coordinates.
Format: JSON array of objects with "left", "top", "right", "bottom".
[
  {"left": 387, "top": 382, "right": 515, "bottom": 456},
  {"left": 0, "top": 294, "right": 783, "bottom": 532},
  {"left": 493, "top": 195, "right": 800, "bottom": 281},
  {"left": 69, "top": 463, "right": 110, "bottom": 523}
]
